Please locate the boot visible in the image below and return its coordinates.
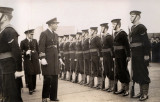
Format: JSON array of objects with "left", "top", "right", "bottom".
[
  {"left": 80, "top": 74, "right": 84, "bottom": 85},
  {"left": 69, "top": 72, "right": 72, "bottom": 81},
  {"left": 139, "top": 84, "right": 149, "bottom": 101},
  {"left": 78, "top": 74, "right": 83, "bottom": 84},
  {"left": 93, "top": 77, "right": 99, "bottom": 88},
  {"left": 107, "top": 80, "right": 113, "bottom": 92},
  {"left": 63, "top": 72, "right": 66, "bottom": 80},
  {"left": 89, "top": 76, "right": 94, "bottom": 88},
  {"left": 86, "top": 76, "right": 91, "bottom": 86},
  {"left": 103, "top": 79, "right": 110, "bottom": 91},
  {"left": 83, "top": 74, "right": 87, "bottom": 85},
  {"left": 97, "top": 77, "right": 102, "bottom": 89},
  {"left": 84, "top": 75, "right": 88, "bottom": 86},
  {"left": 110, "top": 80, "right": 114, "bottom": 92},
  {"left": 115, "top": 83, "right": 125, "bottom": 94},
  {"left": 74, "top": 73, "right": 78, "bottom": 83},
  {"left": 123, "top": 83, "right": 129, "bottom": 96},
  {"left": 133, "top": 84, "right": 143, "bottom": 98}
]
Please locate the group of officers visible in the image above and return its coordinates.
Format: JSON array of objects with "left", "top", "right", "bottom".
[{"left": 0, "top": 6, "right": 151, "bottom": 102}]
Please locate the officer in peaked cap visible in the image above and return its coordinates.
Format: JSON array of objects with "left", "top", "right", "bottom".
[
  {"left": 46, "top": 17, "right": 59, "bottom": 25},
  {"left": 89, "top": 27, "right": 102, "bottom": 89},
  {"left": 0, "top": 7, "right": 23, "bottom": 102},
  {"left": 39, "top": 17, "right": 62, "bottom": 102},
  {"left": 129, "top": 10, "right": 151, "bottom": 101},
  {"left": 20, "top": 29, "right": 41, "bottom": 95},
  {"left": 111, "top": 18, "right": 130, "bottom": 96}
]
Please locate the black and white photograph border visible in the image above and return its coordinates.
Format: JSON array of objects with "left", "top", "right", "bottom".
[{"left": 0, "top": 0, "right": 160, "bottom": 102}]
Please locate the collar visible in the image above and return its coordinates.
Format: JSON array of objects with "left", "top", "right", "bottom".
[
  {"left": 48, "top": 27, "right": 53, "bottom": 33},
  {"left": 133, "top": 22, "right": 141, "bottom": 28},
  {"left": 27, "top": 37, "right": 32, "bottom": 42},
  {"left": 0, "top": 24, "right": 13, "bottom": 33}
]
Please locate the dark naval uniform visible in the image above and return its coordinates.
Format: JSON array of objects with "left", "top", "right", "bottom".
[
  {"left": 69, "top": 42, "right": 76, "bottom": 73},
  {"left": 90, "top": 36, "right": 102, "bottom": 77},
  {"left": 83, "top": 38, "right": 91, "bottom": 76},
  {"left": 102, "top": 34, "right": 114, "bottom": 80},
  {"left": 0, "top": 25, "right": 23, "bottom": 102},
  {"left": 130, "top": 24, "right": 151, "bottom": 96},
  {"left": 20, "top": 38, "right": 41, "bottom": 92},
  {"left": 76, "top": 41, "right": 84, "bottom": 74},
  {"left": 113, "top": 29, "right": 130, "bottom": 91},
  {"left": 59, "top": 42, "right": 64, "bottom": 78},
  {"left": 39, "top": 28, "right": 59, "bottom": 100},
  {"left": 101, "top": 34, "right": 114, "bottom": 91},
  {"left": 63, "top": 42, "right": 70, "bottom": 72}
]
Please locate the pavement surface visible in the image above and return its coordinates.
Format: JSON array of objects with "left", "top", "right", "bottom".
[{"left": 22, "top": 62, "right": 160, "bottom": 102}]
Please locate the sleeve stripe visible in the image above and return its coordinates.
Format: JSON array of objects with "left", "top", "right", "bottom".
[{"left": 8, "top": 39, "right": 14, "bottom": 43}]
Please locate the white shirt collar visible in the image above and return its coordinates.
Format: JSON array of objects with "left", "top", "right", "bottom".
[{"left": 48, "top": 27, "right": 53, "bottom": 33}]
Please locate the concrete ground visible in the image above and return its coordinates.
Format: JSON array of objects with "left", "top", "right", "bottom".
[{"left": 22, "top": 62, "right": 160, "bottom": 102}]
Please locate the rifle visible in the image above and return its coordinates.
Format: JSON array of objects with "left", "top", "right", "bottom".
[
  {"left": 128, "top": 27, "right": 135, "bottom": 98},
  {"left": 113, "top": 60, "right": 118, "bottom": 93},
  {"left": 100, "top": 28, "right": 105, "bottom": 89},
  {"left": 101, "top": 60, "right": 105, "bottom": 89},
  {"left": 112, "top": 29, "right": 118, "bottom": 93}
]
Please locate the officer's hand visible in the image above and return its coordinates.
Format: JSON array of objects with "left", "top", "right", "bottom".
[
  {"left": 15, "top": 71, "right": 24, "bottom": 79},
  {"left": 126, "top": 57, "right": 130, "bottom": 62},
  {"left": 59, "top": 58, "right": 65, "bottom": 65},
  {"left": 26, "top": 50, "right": 31, "bottom": 55},
  {"left": 113, "top": 58, "right": 115, "bottom": 61},
  {"left": 144, "top": 56, "right": 149, "bottom": 61},
  {"left": 74, "top": 59, "right": 77, "bottom": 61},
  {"left": 100, "top": 57, "right": 103, "bottom": 62},
  {"left": 41, "top": 58, "right": 48, "bottom": 65}
]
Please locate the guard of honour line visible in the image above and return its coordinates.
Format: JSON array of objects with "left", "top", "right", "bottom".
[{"left": 0, "top": 6, "right": 150, "bottom": 102}]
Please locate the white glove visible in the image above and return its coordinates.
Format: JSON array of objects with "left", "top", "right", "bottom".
[
  {"left": 59, "top": 58, "right": 65, "bottom": 65},
  {"left": 144, "top": 56, "right": 149, "bottom": 60},
  {"left": 100, "top": 57, "right": 103, "bottom": 62},
  {"left": 15, "top": 71, "right": 24, "bottom": 78},
  {"left": 26, "top": 50, "right": 31, "bottom": 55},
  {"left": 41, "top": 58, "right": 48, "bottom": 65}
]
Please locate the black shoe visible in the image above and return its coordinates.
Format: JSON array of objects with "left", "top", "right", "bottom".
[
  {"left": 132, "top": 93, "right": 142, "bottom": 98},
  {"left": 29, "top": 91, "right": 33, "bottom": 95},
  {"left": 103, "top": 87, "right": 109, "bottom": 91},
  {"left": 33, "top": 89, "right": 36, "bottom": 92},
  {"left": 93, "top": 84, "right": 99, "bottom": 88},
  {"left": 107, "top": 89, "right": 113, "bottom": 92},
  {"left": 115, "top": 89, "right": 125, "bottom": 94},
  {"left": 123, "top": 91, "right": 129, "bottom": 96},
  {"left": 139, "top": 95, "right": 148, "bottom": 101},
  {"left": 84, "top": 83, "right": 89, "bottom": 86}
]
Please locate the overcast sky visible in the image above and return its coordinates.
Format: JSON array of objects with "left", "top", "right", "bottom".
[{"left": 1, "top": 0, "right": 160, "bottom": 40}]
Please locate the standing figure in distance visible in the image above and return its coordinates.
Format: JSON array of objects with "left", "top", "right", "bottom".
[{"left": 20, "top": 29, "right": 41, "bottom": 95}]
